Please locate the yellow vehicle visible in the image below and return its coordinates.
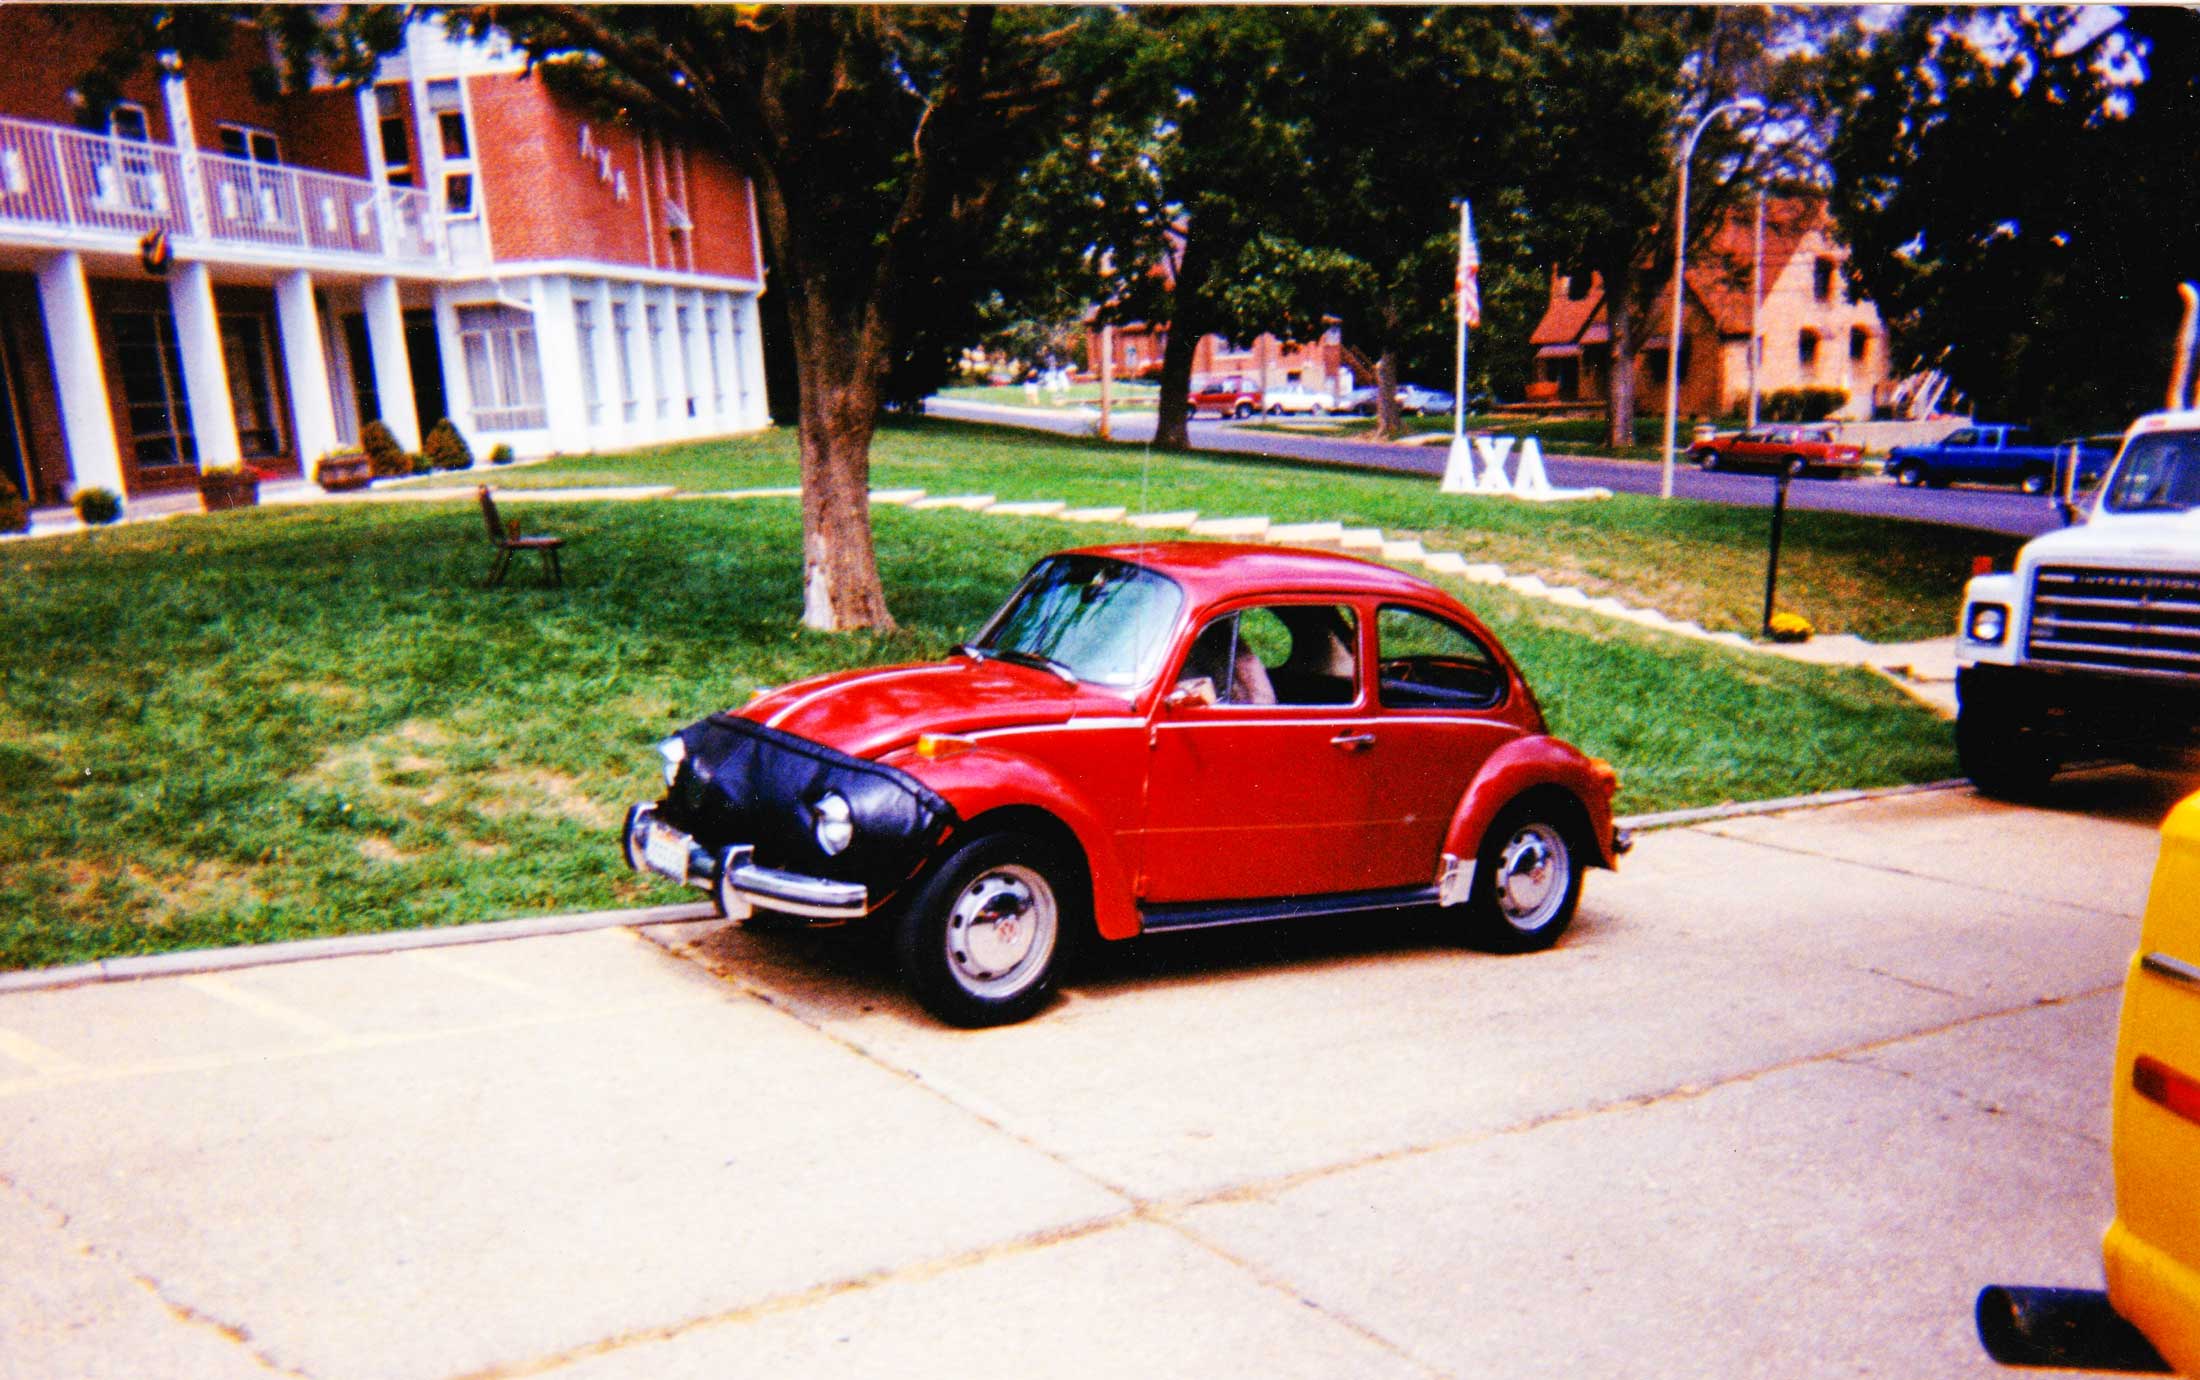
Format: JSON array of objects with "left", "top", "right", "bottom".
[{"left": 1980, "top": 789, "right": 2200, "bottom": 1373}]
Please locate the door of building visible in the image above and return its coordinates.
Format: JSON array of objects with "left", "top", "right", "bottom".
[
  {"left": 0, "top": 329, "right": 29, "bottom": 502},
  {"left": 402, "top": 308, "right": 447, "bottom": 438}
]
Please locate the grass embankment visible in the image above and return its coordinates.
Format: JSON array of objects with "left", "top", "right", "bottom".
[
  {"left": 476, "top": 419, "right": 2015, "bottom": 643},
  {"left": 1, "top": 479, "right": 1948, "bottom": 971}
]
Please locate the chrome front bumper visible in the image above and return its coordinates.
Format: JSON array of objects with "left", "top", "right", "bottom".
[{"left": 623, "top": 804, "right": 870, "bottom": 922}]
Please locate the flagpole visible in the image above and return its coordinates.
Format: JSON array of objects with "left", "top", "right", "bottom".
[{"left": 1447, "top": 199, "right": 1473, "bottom": 482}]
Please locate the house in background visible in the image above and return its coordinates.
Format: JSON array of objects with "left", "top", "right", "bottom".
[
  {"left": 1527, "top": 196, "right": 1888, "bottom": 421},
  {"left": 1083, "top": 322, "right": 1349, "bottom": 397},
  {"left": 0, "top": 10, "right": 768, "bottom": 508}
]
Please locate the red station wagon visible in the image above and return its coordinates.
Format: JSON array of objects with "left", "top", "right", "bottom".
[
  {"left": 625, "top": 543, "right": 1627, "bottom": 1026},
  {"left": 1690, "top": 423, "right": 1866, "bottom": 478},
  {"left": 1189, "top": 375, "right": 1265, "bottom": 419}
]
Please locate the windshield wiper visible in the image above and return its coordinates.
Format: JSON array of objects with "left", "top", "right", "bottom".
[{"left": 961, "top": 644, "right": 1077, "bottom": 684}]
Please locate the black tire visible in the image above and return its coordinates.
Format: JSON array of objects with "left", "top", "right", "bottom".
[
  {"left": 1267, "top": 404, "right": 1284, "bottom": 416},
  {"left": 1894, "top": 463, "right": 1921, "bottom": 487},
  {"left": 1461, "top": 798, "right": 1584, "bottom": 953},
  {"left": 1311, "top": 402, "right": 1328, "bottom": 416},
  {"left": 1695, "top": 449, "right": 1720, "bottom": 471},
  {"left": 2021, "top": 470, "right": 2050, "bottom": 496},
  {"left": 1784, "top": 454, "right": 1809, "bottom": 478},
  {"left": 1233, "top": 401, "right": 1253, "bottom": 419},
  {"left": 1957, "top": 673, "right": 2060, "bottom": 799},
  {"left": 894, "top": 831, "right": 1075, "bottom": 1027}
]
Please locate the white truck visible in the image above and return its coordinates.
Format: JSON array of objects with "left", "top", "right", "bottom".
[{"left": 1955, "top": 409, "right": 2200, "bottom": 795}]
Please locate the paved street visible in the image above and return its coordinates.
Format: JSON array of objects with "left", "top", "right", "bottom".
[
  {"left": 1, "top": 770, "right": 2187, "bottom": 1379},
  {"left": 925, "top": 398, "right": 2069, "bottom": 540}
]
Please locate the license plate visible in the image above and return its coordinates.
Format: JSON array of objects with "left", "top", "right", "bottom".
[{"left": 642, "top": 821, "right": 691, "bottom": 881}]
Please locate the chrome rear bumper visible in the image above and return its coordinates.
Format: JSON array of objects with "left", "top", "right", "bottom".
[{"left": 623, "top": 804, "right": 870, "bottom": 921}]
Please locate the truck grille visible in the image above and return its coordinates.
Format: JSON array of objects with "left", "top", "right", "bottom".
[{"left": 2026, "top": 565, "right": 2200, "bottom": 679}]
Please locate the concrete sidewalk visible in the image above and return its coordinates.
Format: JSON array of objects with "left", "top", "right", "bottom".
[{"left": 1, "top": 768, "right": 2184, "bottom": 1379}]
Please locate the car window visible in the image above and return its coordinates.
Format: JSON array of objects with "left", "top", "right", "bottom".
[
  {"left": 1177, "top": 604, "right": 1358, "bottom": 707},
  {"left": 1376, "top": 606, "right": 1506, "bottom": 710},
  {"left": 1945, "top": 428, "right": 1977, "bottom": 446}
]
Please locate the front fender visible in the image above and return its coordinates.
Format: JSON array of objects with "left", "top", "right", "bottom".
[
  {"left": 883, "top": 744, "right": 1141, "bottom": 942},
  {"left": 1440, "top": 735, "right": 1619, "bottom": 870}
]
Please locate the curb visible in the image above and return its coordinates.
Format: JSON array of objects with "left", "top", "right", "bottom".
[
  {"left": 0, "top": 901, "right": 719, "bottom": 996},
  {"left": 0, "top": 781, "right": 1980, "bottom": 997},
  {"left": 1616, "top": 777, "right": 1970, "bottom": 832}
]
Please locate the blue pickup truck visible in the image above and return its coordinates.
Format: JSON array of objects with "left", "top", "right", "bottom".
[{"left": 1887, "top": 424, "right": 2066, "bottom": 493}]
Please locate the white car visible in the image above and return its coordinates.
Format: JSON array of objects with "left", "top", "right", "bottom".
[{"left": 1263, "top": 386, "right": 1336, "bottom": 416}]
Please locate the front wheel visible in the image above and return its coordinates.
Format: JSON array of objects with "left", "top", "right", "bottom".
[
  {"left": 1462, "top": 800, "right": 1583, "bottom": 953},
  {"left": 1957, "top": 673, "right": 2060, "bottom": 799},
  {"left": 1266, "top": 404, "right": 1284, "bottom": 417},
  {"left": 1785, "top": 454, "right": 1809, "bottom": 478},
  {"left": 1233, "top": 402, "right": 1253, "bottom": 420},
  {"left": 1311, "top": 402, "right": 1328, "bottom": 416},
  {"left": 1695, "top": 449, "right": 1719, "bottom": 471},
  {"left": 895, "top": 831, "right": 1072, "bottom": 1027}
]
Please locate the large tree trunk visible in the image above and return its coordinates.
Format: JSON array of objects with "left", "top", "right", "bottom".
[
  {"left": 1372, "top": 350, "right": 1402, "bottom": 441},
  {"left": 786, "top": 290, "right": 894, "bottom": 633},
  {"left": 1604, "top": 262, "right": 1640, "bottom": 452},
  {"left": 1151, "top": 231, "right": 1214, "bottom": 452}
]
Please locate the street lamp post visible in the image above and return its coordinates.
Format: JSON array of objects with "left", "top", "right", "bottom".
[{"left": 1660, "top": 95, "right": 1764, "bottom": 500}]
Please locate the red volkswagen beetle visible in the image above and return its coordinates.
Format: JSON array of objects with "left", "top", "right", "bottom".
[{"left": 625, "top": 543, "right": 1626, "bottom": 1026}]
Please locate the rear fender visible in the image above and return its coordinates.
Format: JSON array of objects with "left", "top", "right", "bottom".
[
  {"left": 1441, "top": 736, "right": 1619, "bottom": 870},
  {"left": 883, "top": 745, "right": 1140, "bottom": 942}
]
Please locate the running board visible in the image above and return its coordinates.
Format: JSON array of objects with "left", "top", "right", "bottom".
[{"left": 1138, "top": 885, "right": 1440, "bottom": 933}]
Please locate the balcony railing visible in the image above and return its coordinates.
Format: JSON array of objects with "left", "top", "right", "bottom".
[{"left": 0, "top": 114, "right": 442, "bottom": 270}]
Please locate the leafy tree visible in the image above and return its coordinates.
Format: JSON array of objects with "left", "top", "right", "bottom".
[{"left": 1828, "top": 7, "right": 2200, "bottom": 433}]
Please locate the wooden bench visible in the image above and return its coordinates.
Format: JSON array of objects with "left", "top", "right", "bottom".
[{"left": 478, "top": 486, "right": 565, "bottom": 588}]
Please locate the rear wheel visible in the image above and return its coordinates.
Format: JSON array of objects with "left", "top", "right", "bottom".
[
  {"left": 1894, "top": 463, "right": 1922, "bottom": 487},
  {"left": 1233, "top": 401, "right": 1253, "bottom": 419},
  {"left": 1267, "top": 404, "right": 1284, "bottom": 416},
  {"left": 1784, "top": 454, "right": 1809, "bottom": 478},
  {"left": 1957, "top": 672, "right": 2060, "bottom": 799},
  {"left": 895, "top": 831, "right": 1072, "bottom": 1027},
  {"left": 1462, "top": 799, "right": 1584, "bottom": 953},
  {"left": 1695, "top": 449, "right": 1719, "bottom": 471},
  {"left": 2021, "top": 470, "right": 2050, "bottom": 495}
]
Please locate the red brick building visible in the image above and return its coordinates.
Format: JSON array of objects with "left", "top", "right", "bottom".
[{"left": 0, "top": 11, "right": 768, "bottom": 508}]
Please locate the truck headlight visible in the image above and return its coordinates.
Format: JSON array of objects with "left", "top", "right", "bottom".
[
  {"left": 813, "top": 791, "right": 855, "bottom": 856},
  {"left": 1966, "top": 603, "right": 2008, "bottom": 645},
  {"left": 657, "top": 735, "right": 687, "bottom": 786}
]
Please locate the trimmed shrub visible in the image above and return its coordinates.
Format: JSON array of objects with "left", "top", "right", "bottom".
[
  {"left": 487, "top": 443, "right": 515, "bottom": 466},
  {"left": 361, "top": 419, "right": 409, "bottom": 478},
  {"left": 73, "top": 487, "right": 122, "bottom": 526},
  {"left": 1763, "top": 387, "right": 1849, "bottom": 423},
  {"left": 0, "top": 478, "right": 26, "bottom": 533},
  {"left": 423, "top": 418, "right": 474, "bottom": 472}
]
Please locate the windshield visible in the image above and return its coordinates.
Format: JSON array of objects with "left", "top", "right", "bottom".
[
  {"left": 2103, "top": 432, "right": 2200, "bottom": 514},
  {"left": 970, "top": 555, "right": 1185, "bottom": 690}
]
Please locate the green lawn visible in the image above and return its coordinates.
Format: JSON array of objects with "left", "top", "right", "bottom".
[
  {"left": 0, "top": 490, "right": 1950, "bottom": 972},
  {"left": 933, "top": 381, "right": 1160, "bottom": 410},
  {"left": 466, "top": 418, "right": 2013, "bottom": 642}
]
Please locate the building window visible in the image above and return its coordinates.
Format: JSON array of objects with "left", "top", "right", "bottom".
[
  {"left": 574, "top": 299, "right": 602, "bottom": 425},
  {"left": 1125, "top": 342, "right": 1140, "bottom": 370},
  {"left": 212, "top": 123, "right": 288, "bottom": 226},
  {"left": 101, "top": 103, "right": 167, "bottom": 214},
  {"left": 1798, "top": 329, "right": 1821, "bottom": 377},
  {"left": 217, "top": 125, "right": 280, "bottom": 164},
  {"left": 1849, "top": 327, "right": 1870, "bottom": 364},
  {"left": 611, "top": 301, "right": 637, "bottom": 422},
  {"left": 704, "top": 306, "right": 725, "bottom": 416},
  {"left": 220, "top": 316, "right": 283, "bottom": 457},
  {"left": 426, "top": 79, "right": 478, "bottom": 220},
  {"left": 1813, "top": 257, "right": 1838, "bottom": 303},
  {"left": 375, "top": 86, "right": 412, "bottom": 187},
  {"left": 646, "top": 303, "right": 669, "bottom": 419},
  {"left": 456, "top": 304, "right": 546, "bottom": 431},
  {"left": 111, "top": 309, "right": 196, "bottom": 467}
]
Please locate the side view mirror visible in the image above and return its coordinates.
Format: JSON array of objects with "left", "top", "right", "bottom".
[{"left": 1164, "top": 677, "right": 1218, "bottom": 710}]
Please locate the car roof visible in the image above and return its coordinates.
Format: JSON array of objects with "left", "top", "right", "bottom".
[{"left": 1071, "top": 541, "right": 1447, "bottom": 606}]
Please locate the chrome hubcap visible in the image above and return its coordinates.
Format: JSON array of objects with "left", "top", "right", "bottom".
[
  {"left": 945, "top": 864, "right": 1058, "bottom": 997},
  {"left": 1494, "top": 824, "right": 1570, "bottom": 932}
]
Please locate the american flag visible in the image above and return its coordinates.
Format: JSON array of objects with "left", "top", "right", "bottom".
[{"left": 1456, "top": 201, "right": 1481, "bottom": 328}]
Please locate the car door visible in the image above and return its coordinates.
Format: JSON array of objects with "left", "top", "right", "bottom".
[
  {"left": 1362, "top": 603, "right": 1522, "bottom": 888},
  {"left": 1733, "top": 428, "right": 1779, "bottom": 466},
  {"left": 1141, "top": 600, "right": 1380, "bottom": 903}
]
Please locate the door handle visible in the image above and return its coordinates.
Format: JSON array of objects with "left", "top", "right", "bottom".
[{"left": 1330, "top": 730, "right": 1376, "bottom": 752}]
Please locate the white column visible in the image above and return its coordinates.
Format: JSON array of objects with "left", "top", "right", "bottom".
[
  {"left": 431, "top": 283, "right": 471, "bottom": 447},
  {"left": 534, "top": 275, "right": 587, "bottom": 448},
  {"left": 273, "top": 271, "right": 339, "bottom": 466},
  {"left": 588, "top": 279, "right": 619, "bottom": 439},
  {"left": 160, "top": 65, "right": 210, "bottom": 240},
  {"left": 735, "top": 292, "right": 768, "bottom": 428},
  {"left": 625, "top": 282, "right": 660, "bottom": 445},
  {"left": 167, "top": 260, "right": 240, "bottom": 468},
  {"left": 680, "top": 290, "right": 709, "bottom": 437},
  {"left": 33, "top": 252, "right": 126, "bottom": 498},
  {"left": 361, "top": 276, "right": 420, "bottom": 452}
]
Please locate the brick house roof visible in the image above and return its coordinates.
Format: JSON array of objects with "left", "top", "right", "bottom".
[{"left": 1530, "top": 195, "right": 1827, "bottom": 348}]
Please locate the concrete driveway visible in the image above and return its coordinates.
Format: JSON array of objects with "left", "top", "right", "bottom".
[{"left": 1, "top": 770, "right": 2187, "bottom": 1379}]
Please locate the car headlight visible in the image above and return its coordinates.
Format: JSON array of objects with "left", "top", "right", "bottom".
[
  {"left": 657, "top": 735, "right": 687, "bottom": 786},
  {"left": 813, "top": 791, "right": 854, "bottom": 856},
  {"left": 1966, "top": 603, "right": 2008, "bottom": 645}
]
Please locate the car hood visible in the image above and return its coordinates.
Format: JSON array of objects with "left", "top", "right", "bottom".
[
  {"left": 739, "top": 657, "right": 1129, "bottom": 758},
  {"left": 2028, "top": 508, "right": 2200, "bottom": 565}
]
